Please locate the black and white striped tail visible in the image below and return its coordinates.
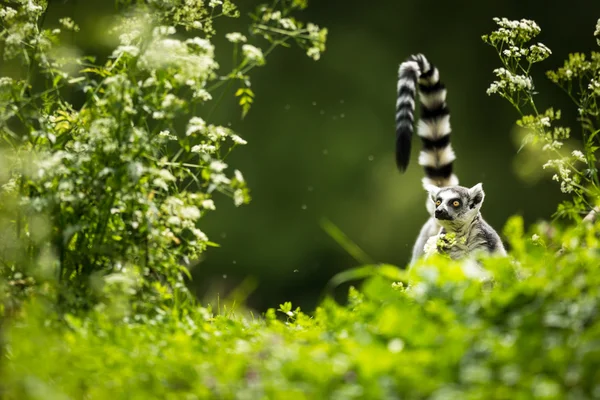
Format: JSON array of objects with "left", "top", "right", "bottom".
[{"left": 395, "top": 54, "right": 458, "bottom": 187}]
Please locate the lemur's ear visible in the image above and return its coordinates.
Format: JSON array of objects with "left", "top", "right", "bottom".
[
  {"left": 423, "top": 183, "right": 440, "bottom": 201},
  {"left": 468, "top": 183, "right": 485, "bottom": 209}
]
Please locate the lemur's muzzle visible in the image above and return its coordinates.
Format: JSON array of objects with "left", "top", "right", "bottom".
[{"left": 435, "top": 209, "right": 452, "bottom": 220}]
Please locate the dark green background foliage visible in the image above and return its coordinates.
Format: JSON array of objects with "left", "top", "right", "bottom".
[
  {"left": 197, "top": 0, "right": 599, "bottom": 310},
  {"left": 2, "top": 1, "right": 598, "bottom": 311}
]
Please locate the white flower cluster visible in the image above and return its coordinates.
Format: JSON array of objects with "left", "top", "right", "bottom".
[
  {"left": 234, "top": 170, "right": 245, "bottom": 184},
  {"left": 59, "top": 17, "right": 79, "bottom": 32},
  {"left": 185, "top": 117, "right": 246, "bottom": 147},
  {"left": 25, "top": 0, "right": 42, "bottom": 14},
  {"left": 112, "top": 45, "right": 139, "bottom": 58},
  {"left": 541, "top": 141, "right": 563, "bottom": 151},
  {"left": 113, "top": 25, "right": 220, "bottom": 96},
  {"left": 0, "top": 7, "right": 18, "bottom": 21},
  {"left": 233, "top": 189, "right": 244, "bottom": 207},
  {"left": 186, "top": 117, "right": 206, "bottom": 136},
  {"left": 489, "top": 17, "right": 541, "bottom": 45},
  {"left": 152, "top": 168, "right": 177, "bottom": 191},
  {"left": 571, "top": 150, "right": 587, "bottom": 163},
  {"left": 544, "top": 159, "right": 575, "bottom": 193},
  {"left": 160, "top": 196, "right": 208, "bottom": 244},
  {"left": 0, "top": 77, "right": 14, "bottom": 87},
  {"left": 210, "top": 160, "right": 227, "bottom": 172},
  {"left": 225, "top": 32, "right": 247, "bottom": 43},
  {"left": 502, "top": 46, "right": 528, "bottom": 59},
  {"left": 158, "top": 130, "right": 177, "bottom": 141},
  {"left": 527, "top": 43, "right": 552, "bottom": 63},
  {"left": 202, "top": 199, "right": 216, "bottom": 210},
  {"left": 191, "top": 143, "right": 216, "bottom": 154},
  {"left": 502, "top": 43, "right": 551, "bottom": 63},
  {"left": 305, "top": 23, "right": 327, "bottom": 61},
  {"left": 242, "top": 44, "right": 265, "bottom": 66},
  {"left": 487, "top": 68, "right": 533, "bottom": 95},
  {"left": 589, "top": 78, "right": 600, "bottom": 96}
]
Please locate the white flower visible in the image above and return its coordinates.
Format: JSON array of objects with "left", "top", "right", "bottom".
[
  {"left": 59, "top": 17, "right": 79, "bottom": 32},
  {"left": 159, "top": 131, "right": 177, "bottom": 141},
  {"left": 209, "top": 0, "right": 222, "bottom": 7},
  {"left": 0, "top": 7, "right": 17, "bottom": 21},
  {"left": 153, "top": 26, "right": 176, "bottom": 37},
  {"left": 206, "top": 125, "right": 229, "bottom": 141},
  {"left": 210, "top": 160, "right": 228, "bottom": 172},
  {"left": 167, "top": 216, "right": 181, "bottom": 226},
  {"left": 528, "top": 43, "right": 552, "bottom": 62},
  {"left": 560, "top": 181, "right": 574, "bottom": 193},
  {"left": 387, "top": 338, "right": 405, "bottom": 354},
  {"left": 242, "top": 44, "right": 265, "bottom": 65},
  {"left": 128, "top": 162, "right": 144, "bottom": 180},
  {"left": 25, "top": 0, "right": 43, "bottom": 14},
  {"left": 191, "top": 144, "right": 217, "bottom": 154},
  {"left": 202, "top": 199, "right": 216, "bottom": 210},
  {"left": 193, "top": 89, "right": 212, "bottom": 101},
  {"left": 161, "top": 94, "right": 180, "bottom": 109},
  {"left": 211, "top": 174, "right": 231, "bottom": 185},
  {"left": 307, "top": 47, "right": 321, "bottom": 61},
  {"left": 186, "top": 117, "right": 206, "bottom": 136},
  {"left": 180, "top": 206, "right": 200, "bottom": 220},
  {"left": 487, "top": 68, "right": 532, "bottom": 96},
  {"left": 158, "top": 169, "right": 176, "bottom": 181},
  {"left": 185, "top": 37, "right": 213, "bottom": 53},
  {"left": 0, "top": 77, "right": 14, "bottom": 87},
  {"left": 231, "top": 134, "right": 247, "bottom": 145},
  {"left": 191, "top": 228, "right": 208, "bottom": 242},
  {"left": 571, "top": 150, "right": 586, "bottom": 163},
  {"left": 234, "top": 169, "right": 245, "bottom": 183},
  {"left": 233, "top": 189, "right": 245, "bottom": 206},
  {"left": 225, "top": 32, "right": 247, "bottom": 43},
  {"left": 279, "top": 18, "right": 296, "bottom": 30}
]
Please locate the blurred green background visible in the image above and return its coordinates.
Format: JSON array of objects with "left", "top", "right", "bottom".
[{"left": 21, "top": 0, "right": 600, "bottom": 311}]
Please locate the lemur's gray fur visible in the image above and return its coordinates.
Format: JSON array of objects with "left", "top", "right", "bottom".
[{"left": 395, "top": 54, "right": 506, "bottom": 264}]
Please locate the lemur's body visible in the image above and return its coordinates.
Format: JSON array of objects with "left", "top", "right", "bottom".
[{"left": 395, "top": 54, "right": 506, "bottom": 264}]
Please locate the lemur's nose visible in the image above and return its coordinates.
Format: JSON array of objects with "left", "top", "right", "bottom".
[{"left": 434, "top": 209, "right": 447, "bottom": 219}]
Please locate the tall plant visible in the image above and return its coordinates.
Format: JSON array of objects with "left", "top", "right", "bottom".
[
  {"left": 483, "top": 17, "right": 600, "bottom": 220},
  {"left": 0, "top": 0, "right": 327, "bottom": 310}
]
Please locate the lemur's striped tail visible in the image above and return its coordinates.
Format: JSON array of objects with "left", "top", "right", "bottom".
[{"left": 395, "top": 54, "right": 458, "bottom": 187}]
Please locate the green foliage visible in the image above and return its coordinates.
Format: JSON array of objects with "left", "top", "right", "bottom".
[
  {"left": 0, "top": 0, "right": 326, "bottom": 309},
  {"left": 3, "top": 10, "right": 600, "bottom": 400},
  {"left": 4, "top": 217, "right": 600, "bottom": 398},
  {"left": 483, "top": 17, "right": 600, "bottom": 219}
]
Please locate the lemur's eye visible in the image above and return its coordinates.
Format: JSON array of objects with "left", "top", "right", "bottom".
[
  {"left": 435, "top": 200, "right": 441, "bottom": 206},
  {"left": 452, "top": 200, "right": 460, "bottom": 207}
]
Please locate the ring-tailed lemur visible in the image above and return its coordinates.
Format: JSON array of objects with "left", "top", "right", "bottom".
[{"left": 395, "top": 54, "right": 506, "bottom": 264}]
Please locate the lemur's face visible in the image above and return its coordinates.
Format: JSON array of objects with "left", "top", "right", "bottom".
[{"left": 425, "top": 183, "right": 485, "bottom": 230}]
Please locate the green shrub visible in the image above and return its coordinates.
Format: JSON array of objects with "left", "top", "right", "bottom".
[
  {"left": 0, "top": 0, "right": 326, "bottom": 310},
  {"left": 3, "top": 216, "right": 600, "bottom": 399}
]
